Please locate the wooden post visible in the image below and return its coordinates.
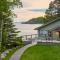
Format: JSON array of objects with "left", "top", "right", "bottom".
[{"left": 26, "top": 35, "right": 28, "bottom": 40}]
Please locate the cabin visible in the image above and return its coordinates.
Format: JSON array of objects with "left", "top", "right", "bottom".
[{"left": 35, "top": 18, "right": 60, "bottom": 40}]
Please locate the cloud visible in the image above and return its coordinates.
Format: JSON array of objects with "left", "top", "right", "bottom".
[
  {"left": 13, "top": 0, "right": 54, "bottom": 22},
  {"left": 22, "top": 0, "right": 54, "bottom": 8},
  {"left": 28, "top": 8, "right": 47, "bottom": 12},
  {"left": 14, "top": 8, "right": 45, "bottom": 22}
]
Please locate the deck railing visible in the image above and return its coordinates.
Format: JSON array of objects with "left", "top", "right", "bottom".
[
  {"left": 22, "top": 34, "right": 60, "bottom": 44},
  {"left": 22, "top": 34, "right": 60, "bottom": 41}
]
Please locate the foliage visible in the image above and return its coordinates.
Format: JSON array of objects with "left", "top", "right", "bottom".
[
  {"left": 0, "top": 0, "right": 23, "bottom": 52},
  {"left": 45, "top": 0, "right": 60, "bottom": 22},
  {"left": 22, "top": 17, "right": 46, "bottom": 24},
  {"left": 2, "top": 48, "right": 17, "bottom": 60}
]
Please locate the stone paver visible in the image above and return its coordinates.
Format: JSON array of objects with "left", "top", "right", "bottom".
[{"left": 10, "top": 43, "right": 36, "bottom": 60}]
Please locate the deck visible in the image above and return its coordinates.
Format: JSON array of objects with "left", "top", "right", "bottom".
[{"left": 21, "top": 34, "right": 60, "bottom": 44}]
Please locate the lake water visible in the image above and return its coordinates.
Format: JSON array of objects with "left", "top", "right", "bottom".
[{"left": 14, "top": 22, "right": 42, "bottom": 36}]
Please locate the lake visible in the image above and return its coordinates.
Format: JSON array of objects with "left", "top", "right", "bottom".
[{"left": 14, "top": 22, "right": 42, "bottom": 36}]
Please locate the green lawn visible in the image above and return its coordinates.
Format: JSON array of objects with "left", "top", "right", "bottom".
[{"left": 20, "top": 44, "right": 60, "bottom": 60}]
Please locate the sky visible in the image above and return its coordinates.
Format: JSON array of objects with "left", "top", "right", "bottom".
[{"left": 14, "top": 0, "right": 54, "bottom": 22}]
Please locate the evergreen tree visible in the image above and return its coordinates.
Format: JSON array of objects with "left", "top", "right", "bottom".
[
  {"left": 0, "top": 0, "right": 22, "bottom": 52},
  {"left": 45, "top": 0, "right": 60, "bottom": 22},
  {"left": 54, "top": 0, "right": 60, "bottom": 17}
]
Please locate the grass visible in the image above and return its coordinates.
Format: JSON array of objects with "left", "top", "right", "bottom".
[
  {"left": 20, "top": 44, "right": 60, "bottom": 60},
  {"left": 2, "top": 48, "right": 17, "bottom": 60}
]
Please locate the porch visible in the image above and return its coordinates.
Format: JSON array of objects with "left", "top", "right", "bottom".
[{"left": 21, "top": 33, "right": 60, "bottom": 45}]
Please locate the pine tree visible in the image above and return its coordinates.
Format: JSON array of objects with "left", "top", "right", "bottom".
[
  {"left": 0, "top": 0, "right": 22, "bottom": 52},
  {"left": 45, "top": 0, "right": 60, "bottom": 22}
]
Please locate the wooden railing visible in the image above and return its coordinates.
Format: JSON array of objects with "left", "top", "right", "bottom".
[
  {"left": 21, "top": 34, "right": 60, "bottom": 44},
  {"left": 22, "top": 34, "right": 38, "bottom": 40},
  {"left": 21, "top": 34, "right": 60, "bottom": 41}
]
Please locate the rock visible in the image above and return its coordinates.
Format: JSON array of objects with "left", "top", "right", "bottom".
[
  {"left": 1, "top": 54, "right": 6, "bottom": 59},
  {"left": 6, "top": 50, "right": 9, "bottom": 54}
]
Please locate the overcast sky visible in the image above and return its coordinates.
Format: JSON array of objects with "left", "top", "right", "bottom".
[{"left": 14, "top": 0, "right": 54, "bottom": 22}]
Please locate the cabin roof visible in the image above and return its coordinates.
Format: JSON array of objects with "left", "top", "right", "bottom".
[{"left": 35, "top": 17, "right": 60, "bottom": 30}]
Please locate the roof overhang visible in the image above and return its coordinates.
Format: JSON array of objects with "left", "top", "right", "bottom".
[{"left": 35, "top": 17, "right": 60, "bottom": 30}]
